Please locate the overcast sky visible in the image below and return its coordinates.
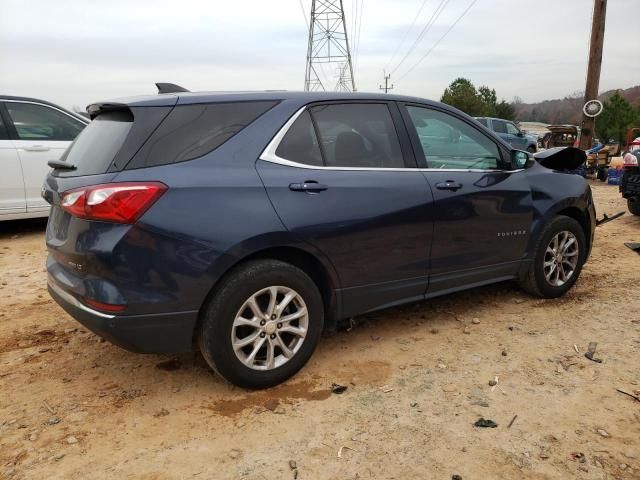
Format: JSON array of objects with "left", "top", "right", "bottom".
[{"left": 1, "top": 0, "right": 638, "bottom": 110}]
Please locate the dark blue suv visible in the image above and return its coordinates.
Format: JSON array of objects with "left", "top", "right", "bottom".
[{"left": 44, "top": 90, "right": 596, "bottom": 388}]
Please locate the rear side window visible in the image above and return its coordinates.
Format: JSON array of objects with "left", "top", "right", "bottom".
[
  {"left": 127, "top": 101, "right": 277, "bottom": 169},
  {"left": 5, "top": 102, "right": 85, "bottom": 141},
  {"left": 59, "top": 111, "right": 132, "bottom": 175},
  {"left": 275, "top": 111, "right": 323, "bottom": 166},
  {"left": 309, "top": 103, "right": 404, "bottom": 168}
]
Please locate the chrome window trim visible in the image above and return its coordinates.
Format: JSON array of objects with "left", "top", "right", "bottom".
[
  {"left": 259, "top": 106, "right": 524, "bottom": 174},
  {"left": 2, "top": 99, "right": 89, "bottom": 126},
  {"left": 48, "top": 277, "right": 115, "bottom": 319}
]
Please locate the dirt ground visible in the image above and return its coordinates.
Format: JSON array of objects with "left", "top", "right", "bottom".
[{"left": 1, "top": 182, "right": 639, "bottom": 480}]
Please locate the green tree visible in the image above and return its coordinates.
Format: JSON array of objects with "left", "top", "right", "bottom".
[
  {"left": 596, "top": 91, "right": 639, "bottom": 144},
  {"left": 440, "top": 78, "right": 516, "bottom": 120},
  {"left": 495, "top": 100, "right": 516, "bottom": 121},
  {"left": 440, "top": 78, "right": 485, "bottom": 116}
]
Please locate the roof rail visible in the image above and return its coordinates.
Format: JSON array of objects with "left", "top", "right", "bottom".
[{"left": 155, "top": 83, "right": 190, "bottom": 94}]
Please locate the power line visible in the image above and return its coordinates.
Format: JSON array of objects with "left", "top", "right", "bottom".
[
  {"left": 396, "top": 0, "right": 479, "bottom": 82},
  {"left": 383, "top": 0, "right": 431, "bottom": 72},
  {"left": 388, "top": 0, "right": 450, "bottom": 76}
]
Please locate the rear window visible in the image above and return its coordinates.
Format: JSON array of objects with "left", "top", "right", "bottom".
[
  {"left": 126, "top": 101, "right": 278, "bottom": 169},
  {"left": 59, "top": 111, "right": 132, "bottom": 176}
]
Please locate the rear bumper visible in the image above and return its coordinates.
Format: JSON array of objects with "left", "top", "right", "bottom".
[{"left": 48, "top": 279, "right": 198, "bottom": 354}]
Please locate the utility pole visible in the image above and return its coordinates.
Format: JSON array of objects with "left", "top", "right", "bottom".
[
  {"left": 304, "top": 0, "right": 356, "bottom": 92},
  {"left": 379, "top": 72, "right": 393, "bottom": 94},
  {"left": 579, "top": 0, "right": 607, "bottom": 150}
]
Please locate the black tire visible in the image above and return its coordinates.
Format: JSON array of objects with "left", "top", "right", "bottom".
[
  {"left": 518, "top": 216, "right": 587, "bottom": 298},
  {"left": 628, "top": 197, "right": 640, "bottom": 216},
  {"left": 526, "top": 145, "right": 537, "bottom": 153},
  {"left": 199, "top": 259, "right": 324, "bottom": 389}
]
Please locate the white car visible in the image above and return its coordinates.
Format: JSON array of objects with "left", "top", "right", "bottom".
[{"left": 0, "top": 96, "right": 88, "bottom": 220}]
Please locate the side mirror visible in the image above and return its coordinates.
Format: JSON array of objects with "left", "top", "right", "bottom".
[{"left": 511, "top": 150, "right": 532, "bottom": 169}]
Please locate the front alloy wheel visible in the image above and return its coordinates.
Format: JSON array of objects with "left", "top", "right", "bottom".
[{"left": 543, "top": 231, "right": 579, "bottom": 286}]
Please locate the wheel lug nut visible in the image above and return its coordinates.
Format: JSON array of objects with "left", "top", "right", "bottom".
[
  {"left": 277, "top": 323, "right": 282, "bottom": 329},
  {"left": 270, "top": 334, "right": 276, "bottom": 339},
  {"left": 260, "top": 320, "right": 265, "bottom": 326},
  {"left": 271, "top": 315, "right": 276, "bottom": 320},
  {"left": 260, "top": 332, "right": 266, "bottom": 338}
]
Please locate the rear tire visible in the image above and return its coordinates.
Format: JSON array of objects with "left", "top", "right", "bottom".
[
  {"left": 526, "top": 145, "right": 537, "bottom": 153},
  {"left": 519, "top": 216, "right": 586, "bottom": 298},
  {"left": 628, "top": 197, "right": 640, "bottom": 216},
  {"left": 199, "top": 259, "right": 324, "bottom": 389}
]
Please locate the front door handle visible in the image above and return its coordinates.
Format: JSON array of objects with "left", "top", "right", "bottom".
[
  {"left": 289, "top": 182, "right": 329, "bottom": 193},
  {"left": 435, "top": 181, "right": 462, "bottom": 191},
  {"left": 23, "top": 145, "right": 50, "bottom": 152}
]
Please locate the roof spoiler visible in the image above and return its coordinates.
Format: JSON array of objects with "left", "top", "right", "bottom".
[
  {"left": 155, "top": 82, "right": 190, "bottom": 94},
  {"left": 534, "top": 147, "right": 586, "bottom": 170}
]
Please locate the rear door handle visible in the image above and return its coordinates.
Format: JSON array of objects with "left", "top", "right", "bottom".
[
  {"left": 435, "top": 181, "right": 462, "bottom": 191},
  {"left": 289, "top": 182, "right": 329, "bottom": 193},
  {"left": 23, "top": 145, "right": 50, "bottom": 152}
]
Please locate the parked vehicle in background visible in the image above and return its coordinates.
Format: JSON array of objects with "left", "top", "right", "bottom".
[
  {"left": 0, "top": 96, "right": 88, "bottom": 220},
  {"left": 542, "top": 125, "right": 580, "bottom": 149},
  {"left": 621, "top": 129, "right": 640, "bottom": 216},
  {"left": 44, "top": 89, "right": 595, "bottom": 389},
  {"left": 475, "top": 116, "right": 537, "bottom": 152}
]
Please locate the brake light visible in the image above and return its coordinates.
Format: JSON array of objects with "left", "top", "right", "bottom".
[
  {"left": 623, "top": 153, "right": 639, "bottom": 167},
  {"left": 60, "top": 182, "right": 167, "bottom": 224}
]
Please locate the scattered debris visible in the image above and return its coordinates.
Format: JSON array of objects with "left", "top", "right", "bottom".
[
  {"left": 573, "top": 344, "right": 580, "bottom": 354},
  {"left": 474, "top": 418, "right": 497, "bottom": 428},
  {"left": 616, "top": 388, "right": 640, "bottom": 402},
  {"left": 289, "top": 460, "right": 297, "bottom": 470},
  {"left": 337, "top": 445, "right": 358, "bottom": 458},
  {"left": 410, "top": 402, "right": 419, "bottom": 408},
  {"left": 229, "top": 448, "right": 242, "bottom": 460},
  {"left": 47, "top": 416, "right": 60, "bottom": 425},
  {"left": 596, "top": 428, "right": 610, "bottom": 438},
  {"left": 331, "top": 383, "right": 347, "bottom": 394},
  {"left": 570, "top": 452, "right": 586, "bottom": 463},
  {"left": 501, "top": 349, "right": 508, "bottom": 356},
  {"left": 66, "top": 436, "right": 78, "bottom": 444},
  {"left": 153, "top": 408, "right": 170, "bottom": 417},
  {"left": 370, "top": 335, "right": 381, "bottom": 341},
  {"left": 584, "top": 342, "right": 602, "bottom": 363},
  {"left": 471, "top": 318, "right": 480, "bottom": 324},
  {"left": 442, "top": 384, "right": 457, "bottom": 393},
  {"left": 624, "top": 242, "right": 640, "bottom": 255},
  {"left": 452, "top": 475, "right": 462, "bottom": 480},
  {"left": 595, "top": 211, "right": 625, "bottom": 227},
  {"left": 489, "top": 379, "right": 497, "bottom": 387},
  {"left": 381, "top": 386, "right": 393, "bottom": 393},
  {"left": 462, "top": 326, "right": 470, "bottom": 334},
  {"left": 507, "top": 415, "right": 518, "bottom": 429}
]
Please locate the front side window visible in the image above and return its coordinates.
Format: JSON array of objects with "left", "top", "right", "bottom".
[
  {"left": 5, "top": 102, "right": 85, "bottom": 141},
  {"left": 310, "top": 103, "right": 404, "bottom": 168},
  {"left": 405, "top": 105, "right": 503, "bottom": 170},
  {"left": 506, "top": 122, "right": 521, "bottom": 136}
]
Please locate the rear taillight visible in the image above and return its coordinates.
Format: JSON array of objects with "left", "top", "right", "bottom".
[
  {"left": 83, "top": 298, "right": 127, "bottom": 313},
  {"left": 623, "top": 153, "right": 639, "bottom": 167},
  {"left": 60, "top": 182, "right": 167, "bottom": 224}
]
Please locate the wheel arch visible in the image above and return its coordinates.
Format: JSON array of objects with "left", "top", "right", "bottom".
[{"left": 194, "top": 242, "right": 341, "bottom": 345}]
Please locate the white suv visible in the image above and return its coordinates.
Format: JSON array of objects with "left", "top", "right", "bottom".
[{"left": 0, "top": 96, "right": 88, "bottom": 220}]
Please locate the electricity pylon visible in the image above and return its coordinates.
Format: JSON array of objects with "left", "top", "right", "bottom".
[{"left": 304, "top": 0, "right": 356, "bottom": 92}]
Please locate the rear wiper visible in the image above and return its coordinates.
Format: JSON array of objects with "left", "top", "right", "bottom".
[{"left": 48, "top": 160, "right": 77, "bottom": 170}]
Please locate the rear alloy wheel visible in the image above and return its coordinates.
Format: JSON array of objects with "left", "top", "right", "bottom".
[
  {"left": 199, "top": 259, "right": 323, "bottom": 389},
  {"left": 519, "top": 216, "right": 586, "bottom": 298}
]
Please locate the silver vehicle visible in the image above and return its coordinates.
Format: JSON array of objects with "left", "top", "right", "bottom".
[
  {"left": 475, "top": 116, "right": 537, "bottom": 153},
  {"left": 0, "top": 96, "right": 88, "bottom": 220}
]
